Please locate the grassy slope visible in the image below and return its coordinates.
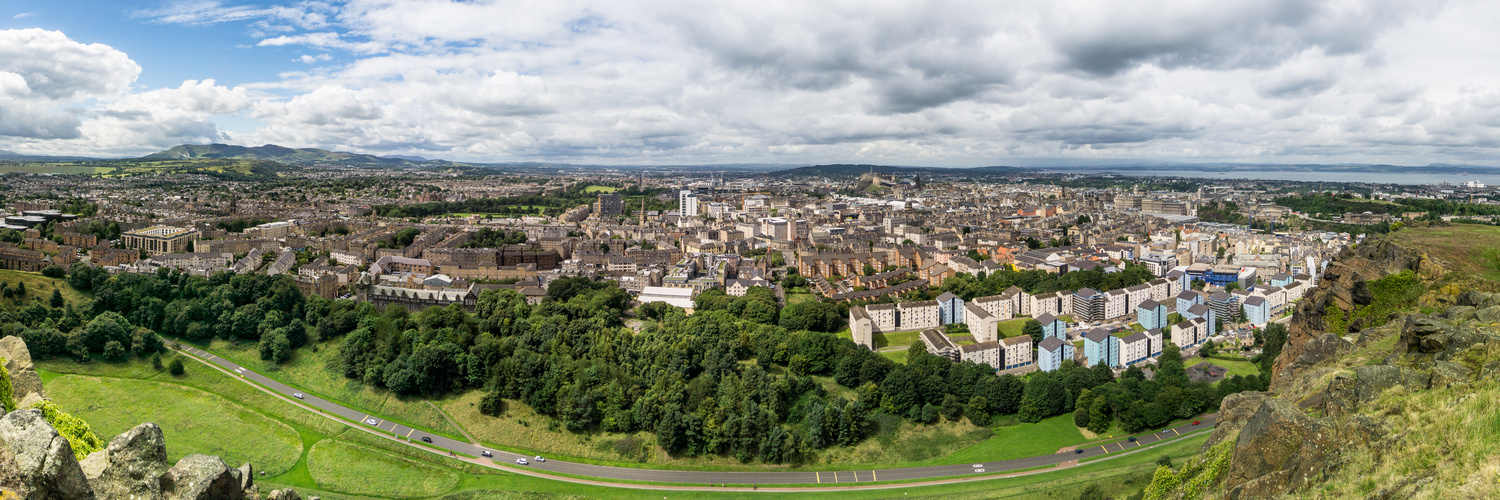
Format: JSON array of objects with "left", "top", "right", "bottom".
[
  {"left": 45, "top": 374, "right": 303, "bottom": 475},
  {"left": 203, "top": 339, "right": 466, "bottom": 439},
  {"left": 36, "top": 352, "right": 1217, "bottom": 499},
  {"left": 938, "top": 415, "right": 1087, "bottom": 465},
  {"left": 0, "top": 269, "right": 87, "bottom": 309},
  {"left": 1391, "top": 223, "right": 1500, "bottom": 281}
]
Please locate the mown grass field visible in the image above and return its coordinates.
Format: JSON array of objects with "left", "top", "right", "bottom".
[
  {"left": 45, "top": 374, "right": 304, "bottom": 475},
  {"left": 1199, "top": 353, "right": 1261, "bottom": 379},
  {"left": 0, "top": 269, "right": 87, "bottom": 310},
  {"left": 308, "top": 439, "right": 461, "bottom": 497},
  {"left": 785, "top": 292, "right": 817, "bottom": 305},
  {"left": 583, "top": 185, "right": 619, "bottom": 193},
  {"left": 1391, "top": 223, "right": 1500, "bottom": 280},
  {"left": 997, "top": 317, "right": 1031, "bottom": 338},
  {"left": 204, "top": 339, "right": 466, "bottom": 439},
  {"left": 34, "top": 352, "right": 1217, "bottom": 499},
  {"left": 873, "top": 329, "right": 921, "bottom": 349},
  {"left": 938, "top": 414, "right": 1088, "bottom": 465}
]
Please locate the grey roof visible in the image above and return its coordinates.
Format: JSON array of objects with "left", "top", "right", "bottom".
[
  {"left": 1122, "top": 332, "right": 1148, "bottom": 343},
  {"left": 1084, "top": 329, "right": 1112, "bottom": 342},
  {"left": 1187, "top": 303, "right": 1210, "bottom": 315},
  {"left": 1038, "top": 337, "right": 1066, "bottom": 352},
  {"left": 1075, "top": 287, "right": 1099, "bottom": 298},
  {"left": 1034, "top": 313, "right": 1058, "bottom": 325},
  {"left": 1137, "top": 299, "right": 1161, "bottom": 310},
  {"left": 1243, "top": 296, "right": 1266, "bottom": 306}
]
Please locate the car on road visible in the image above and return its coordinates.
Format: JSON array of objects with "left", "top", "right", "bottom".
[
  {"left": 292, "top": 393, "right": 304, "bottom": 399},
  {"left": 516, "top": 458, "right": 529, "bottom": 465},
  {"left": 1192, "top": 420, "right": 1201, "bottom": 425},
  {"left": 481, "top": 451, "right": 492, "bottom": 457},
  {"left": 1074, "top": 449, "right": 1084, "bottom": 454},
  {"left": 421, "top": 436, "right": 433, "bottom": 443},
  {"left": 1128, "top": 437, "right": 1137, "bottom": 442},
  {"left": 534, "top": 456, "right": 545, "bottom": 463}
]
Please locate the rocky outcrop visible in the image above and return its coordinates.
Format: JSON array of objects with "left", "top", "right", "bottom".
[
  {"left": 1224, "top": 398, "right": 1337, "bottom": 499},
  {"left": 1221, "top": 275, "right": 1500, "bottom": 497},
  {"left": 159, "top": 454, "right": 245, "bottom": 500},
  {"left": 1, "top": 335, "right": 46, "bottom": 405},
  {"left": 1204, "top": 392, "right": 1268, "bottom": 449},
  {"left": 0, "top": 409, "right": 94, "bottom": 499},
  {"left": 79, "top": 423, "right": 169, "bottom": 499},
  {"left": 1273, "top": 260, "right": 1374, "bottom": 390},
  {"left": 266, "top": 488, "right": 301, "bottom": 500}
]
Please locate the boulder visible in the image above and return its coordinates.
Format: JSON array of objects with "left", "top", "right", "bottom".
[
  {"left": 1292, "top": 334, "right": 1351, "bottom": 368},
  {"left": 1428, "top": 361, "right": 1473, "bottom": 388},
  {"left": 0, "top": 409, "right": 94, "bottom": 499},
  {"left": 1475, "top": 305, "right": 1500, "bottom": 325},
  {"left": 1442, "top": 305, "right": 1476, "bottom": 323},
  {"left": 1483, "top": 360, "right": 1500, "bottom": 381},
  {"left": 0, "top": 336, "right": 45, "bottom": 404},
  {"left": 1399, "top": 315, "right": 1450, "bottom": 355},
  {"left": 266, "top": 488, "right": 302, "bottom": 500},
  {"left": 237, "top": 462, "right": 254, "bottom": 494},
  {"left": 1352, "top": 365, "right": 1428, "bottom": 404},
  {"left": 160, "top": 454, "right": 244, "bottom": 500},
  {"left": 1225, "top": 398, "right": 1337, "bottom": 499},
  {"left": 1204, "top": 391, "right": 1268, "bottom": 449},
  {"left": 81, "top": 422, "right": 170, "bottom": 499}
]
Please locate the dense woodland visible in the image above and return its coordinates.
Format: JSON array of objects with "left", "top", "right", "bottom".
[{"left": 0, "top": 264, "right": 1269, "bottom": 464}]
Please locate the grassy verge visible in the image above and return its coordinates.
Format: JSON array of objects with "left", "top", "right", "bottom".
[
  {"left": 200, "top": 339, "right": 467, "bottom": 440},
  {"left": 307, "top": 439, "right": 461, "bottom": 497},
  {"left": 1198, "top": 354, "right": 1260, "bottom": 379}
]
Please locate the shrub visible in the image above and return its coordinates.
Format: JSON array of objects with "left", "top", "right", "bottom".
[
  {"left": 479, "top": 390, "right": 506, "bottom": 417},
  {"left": 169, "top": 358, "right": 185, "bottom": 376},
  {"left": 151, "top": 353, "right": 163, "bottom": 370},
  {"left": 28, "top": 400, "right": 104, "bottom": 460},
  {"left": 0, "top": 357, "right": 13, "bottom": 412},
  {"left": 41, "top": 265, "right": 66, "bottom": 279}
]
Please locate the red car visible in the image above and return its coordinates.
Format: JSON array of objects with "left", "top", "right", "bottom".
[{"left": 1192, "top": 420, "right": 1201, "bottom": 425}]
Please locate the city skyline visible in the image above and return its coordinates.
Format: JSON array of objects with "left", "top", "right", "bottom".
[{"left": 5, "top": 0, "right": 1500, "bottom": 167}]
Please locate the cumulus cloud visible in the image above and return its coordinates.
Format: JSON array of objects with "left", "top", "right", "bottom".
[{"left": 18, "top": 1, "right": 1500, "bottom": 165}]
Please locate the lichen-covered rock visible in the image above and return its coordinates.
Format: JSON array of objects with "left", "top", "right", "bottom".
[
  {"left": 1292, "top": 334, "right": 1351, "bottom": 368},
  {"left": 1353, "top": 365, "right": 1428, "bottom": 403},
  {"left": 0, "top": 336, "right": 45, "bottom": 405},
  {"left": 1428, "top": 361, "right": 1473, "bottom": 388},
  {"left": 1204, "top": 391, "right": 1268, "bottom": 449},
  {"left": 80, "top": 422, "right": 170, "bottom": 499},
  {"left": 0, "top": 409, "right": 94, "bottom": 499},
  {"left": 1443, "top": 305, "right": 1476, "bottom": 323},
  {"left": 1225, "top": 398, "right": 1337, "bottom": 499},
  {"left": 160, "top": 454, "right": 244, "bottom": 500},
  {"left": 236, "top": 462, "right": 254, "bottom": 496},
  {"left": 1474, "top": 305, "right": 1500, "bottom": 324}
]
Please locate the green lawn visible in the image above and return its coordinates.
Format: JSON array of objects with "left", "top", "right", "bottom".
[
  {"left": 204, "top": 339, "right": 465, "bottom": 439},
  {"left": 878, "top": 349, "right": 910, "bottom": 365},
  {"left": 35, "top": 352, "right": 1215, "bottom": 499},
  {"left": 873, "top": 330, "right": 921, "bottom": 349},
  {"left": 307, "top": 439, "right": 460, "bottom": 497},
  {"left": 786, "top": 292, "right": 817, "bottom": 305},
  {"left": 583, "top": 185, "right": 619, "bottom": 193},
  {"left": 1200, "top": 354, "right": 1261, "bottom": 379},
  {"left": 45, "top": 373, "right": 304, "bottom": 475},
  {"left": 938, "top": 414, "right": 1088, "bottom": 464},
  {"left": 997, "top": 317, "right": 1031, "bottom": 339}
]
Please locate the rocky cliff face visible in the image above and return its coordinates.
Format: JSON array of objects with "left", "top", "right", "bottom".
[
  {"left": 1212, "top": 237, "right": 1500, "bottom": 499},
  {"left": 0, "top": 336, "right": 313, "bottom": 500}
]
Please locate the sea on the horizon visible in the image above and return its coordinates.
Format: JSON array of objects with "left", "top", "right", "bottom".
[{"left": 1052, "top": 169, "right": 1500, "bottom": 186}]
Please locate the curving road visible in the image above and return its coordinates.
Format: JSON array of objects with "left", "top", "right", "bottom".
[{"left": 176, "top": 345, "right": 1217, "bottom": 486}]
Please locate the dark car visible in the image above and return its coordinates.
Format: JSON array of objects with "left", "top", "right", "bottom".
[
  {"left": 421, "top": 436, "right": 433, "bottom": 443},
  {"left": 1074, "top": 449, "right": 1084, "bottom": 454},
  {"left": 1127, "top": 437, "right": 1137, "bottom": 442},
  {"left": 481, "top": 451, "right": 493, "bottom": 457}
]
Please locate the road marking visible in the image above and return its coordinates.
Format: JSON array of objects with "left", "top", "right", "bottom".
[
  {"left": 833, "top": 471, "right": 838, "bottom": 482},
  {"left": 872, "top": 470, "right": 877, "bottom": 482},
  {"left": 852, "top": 471, "right": 857, "bottom": 482},
  {"left": 816, "top": 472, "right": 821, "bottom": 483},
  {"left": 406, "top": 428, "right": 415, "bottom": 438},
  {"left": 1172, "top": 428, "right": 1180, "bottom": 436},
  {"left": 1100, "top": 445, "right": 1108, "bottom": 454}
]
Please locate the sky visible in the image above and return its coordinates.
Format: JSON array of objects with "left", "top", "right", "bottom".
[{"left": 4, "top": 0, "right": 1500, "bottom": 166}]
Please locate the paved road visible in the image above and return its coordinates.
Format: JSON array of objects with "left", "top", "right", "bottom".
[{"left": 177, "top": 345, "right": 1217, "bottom": 485}]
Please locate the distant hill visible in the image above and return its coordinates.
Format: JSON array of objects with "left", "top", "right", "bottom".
[
  {"left": 143, "top": 144, "right": 447, "bottom": 168},
  {"left": 771, "top": 164, "right": 1033, "bottom": 177},
  {"left": 0, "top": 149, "right": 104, "bottom": 162}
]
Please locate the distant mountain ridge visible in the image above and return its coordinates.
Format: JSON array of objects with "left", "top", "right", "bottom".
[
  {"left": 0, "top": 149, "right": 104, "bottom": 162},
  {"left": 143, "top": 144, "right": 446, "bottom": 168}
]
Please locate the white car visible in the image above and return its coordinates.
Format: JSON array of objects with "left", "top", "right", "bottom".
[
  {"left": 515, "top": 458, "right": 529, "bottom": 465},
  {"left": 534, "top": 455, "right": 545, "bottom": 463},
  {"left": 292, "top": 393, "right": 304, "bottom": 399}
]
